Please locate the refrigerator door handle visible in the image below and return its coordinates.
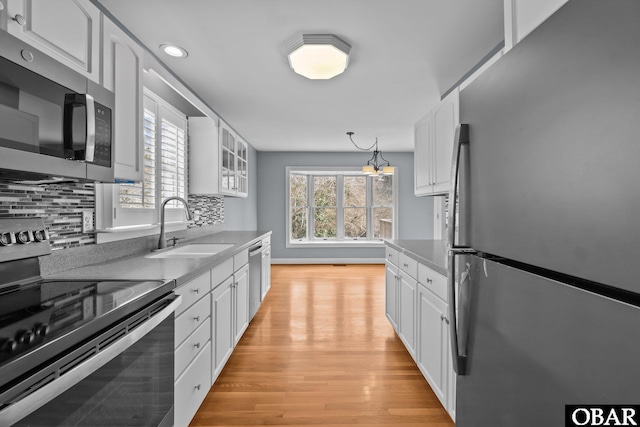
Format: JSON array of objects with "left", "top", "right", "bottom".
[
  {"left": 447, "top": 123, "right": 475, "bottom": 375},
  {"left": 447, "top": 123, "right": 469, "bottom": 249},
  {"left": 448, "top": 248, "right": 475, "bottom": 375}
]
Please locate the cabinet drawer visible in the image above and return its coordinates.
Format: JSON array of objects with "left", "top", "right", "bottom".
[
  {"left": 174, "top": 271, "right": 211, "bottom": 316},
  {"left": 211, "top": 258, "right": 233, "bottom": 289},
  {"left": 174, "top": 341, "right": 212, "bottom": 427},
  {"left": 175, "top": 320, "right": 211, "bottom": 380},
  {"left": 399, "top": 253, "right": 418, "bottom": 280},
  {"left": 418, "top": 263, "right": 448, "bottom": 302},
  {"left": 385, "top": 246, "right": 399, "bottom": 266},
  {"left": 175, "top": 296, "right": 210, "bottom": 348},
  {"left": 262, "top": 235, "right": 271, "bottom": 246},
  {"left": 234, "top": 249, "right": 248, "bottom": 270}
]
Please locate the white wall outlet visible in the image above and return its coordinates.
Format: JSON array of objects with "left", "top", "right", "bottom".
[{"left": 82, "top": 211, "right": 94, "bottom": 233}]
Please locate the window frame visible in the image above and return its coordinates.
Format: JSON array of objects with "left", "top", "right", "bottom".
[
  {"left": 95, "top": 89, "right": 189, "bottom": 243},
  {"left": 285, "top": 166, "right": 398, "bottom": 248}
]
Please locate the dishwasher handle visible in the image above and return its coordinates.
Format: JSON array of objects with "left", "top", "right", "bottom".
[{"left": 249, "top": 243, "right": 263, "bottom": 256}]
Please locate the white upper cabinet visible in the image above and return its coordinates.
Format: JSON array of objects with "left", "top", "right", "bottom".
[
  {"left": 220, "top": 125, "right": 249, "bottom": 198},
  {"left": 189, "top": 119, "right": 249, "bottom": 198},
  {"left": 189, "top": 116, "right": 220, "bottom": 194},
  {"left": 504, "top": 0, "right": 569, "bottom": 51},
  {"left": 414, "top": 113, "right": 433, "bottom": 196},
  {"left": 102, "top": 17, "right": 144, "bottom": 182},
  {"left": 5, "top": 0, "right": 101, "bottom": 82},
  {"left": 432, "top": 88, "right": 459, "bottom": 194},
  {"left": 235, "top": 137, "right": 248, "bottom": 197},
  {"left": 414, "top": 88, "right": 459, "bottom": 196}
]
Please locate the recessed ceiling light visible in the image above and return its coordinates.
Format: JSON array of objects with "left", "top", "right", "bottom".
[
  {"left": 286, "top": 34, "right": 351, "bottom": 80},
  {"left": 160, "top": 43, "right": 188, "bottom": 58}
]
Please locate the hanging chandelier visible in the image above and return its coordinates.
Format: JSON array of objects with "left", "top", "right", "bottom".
[{"left": 347, "top": 132, "right": 394, "bottom": 175}]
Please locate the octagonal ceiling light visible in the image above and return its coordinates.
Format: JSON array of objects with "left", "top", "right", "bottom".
[{"left": 287, "top": 34, "right": 351, "bottom": 80}]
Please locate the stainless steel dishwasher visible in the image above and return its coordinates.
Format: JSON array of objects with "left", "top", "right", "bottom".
[{"left": 248, "top": 242, "right": 265, "bottom": 320}]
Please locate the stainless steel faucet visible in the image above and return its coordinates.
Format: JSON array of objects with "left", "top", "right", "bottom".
[{"left": 158, "top": 196, "right": 192, "bottom": 249}]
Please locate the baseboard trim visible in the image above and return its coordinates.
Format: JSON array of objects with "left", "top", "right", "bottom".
[{"left": 272, "top": 258, "right": 385, "bottom": 265}]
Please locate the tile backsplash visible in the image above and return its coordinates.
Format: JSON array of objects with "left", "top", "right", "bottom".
[
  {"left": 0, "top": 181, "right": 224, "bottom": 251},
  {"left": 0, "top": 182, "right": 96, "bottom": 250},
  {"left": 188, "top": 194, "right": 224, "bottom": 228}
]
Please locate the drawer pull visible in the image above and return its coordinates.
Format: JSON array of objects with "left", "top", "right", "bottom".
[
  {"left": 194, "top": 342, "right": 201, "bottom": 349},
  {"left": 427, "top": 278, "right": 433, "bottom": 284},
  {"left": 192, "top": 288, "right": 200, "bottom": 294},
  {"left": 441, "top": 314, "right": 449, "bottom": 324},
  {"left": 194, "top": 316, "right": 200, "bottom": 322},
  {"left": 388, "top": 254, "right": 392, "bottom": 258},
  {"left": 195, "top": 384, "right": 201, "bottom": 391},
  {"left": 403, "top": 263, "right": 409, "bottom": 268}
]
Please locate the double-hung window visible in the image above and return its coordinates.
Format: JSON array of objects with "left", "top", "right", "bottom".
[
  {"left": 286, "top": 167, "right": 397, "bottom": 247},
  {"left": 96, "top": 89, "right": 187, "bottom": 240}
]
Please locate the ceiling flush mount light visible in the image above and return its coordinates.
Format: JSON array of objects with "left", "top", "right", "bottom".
[
  {"left": 287, "top": 34, "right": 351, "bottom": 80},
  {"left": 160, "top": 43, "right": 188, "bottom": 58},
  {"left": 347, "top": 132, "right": 394, "bottom": 176}
]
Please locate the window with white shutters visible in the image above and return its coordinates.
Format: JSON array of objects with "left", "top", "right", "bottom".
[
  {"left": 119, "top": 107, "right": 156, "bottom": 209},
  {"left": 109, "top": 89, "right": 188, "bottom": 228}
]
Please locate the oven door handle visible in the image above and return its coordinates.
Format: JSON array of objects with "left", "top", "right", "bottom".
[{"left": 0, "top": 294, "right": 181, "bottom": 426}]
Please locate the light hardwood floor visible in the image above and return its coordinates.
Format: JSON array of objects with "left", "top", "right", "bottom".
[{"left": 190, "top": 264, "right": 455, "bottom": 426}]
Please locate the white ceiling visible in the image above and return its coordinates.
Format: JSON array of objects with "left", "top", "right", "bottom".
[{"left": 97, "top": 0, "right": 504, "bottom": 152}]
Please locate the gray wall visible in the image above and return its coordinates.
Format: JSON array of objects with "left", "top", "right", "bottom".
[
  {"left": 256, "top": 151, "right": 433, "bottom": 260},
  {"left": 223, "top": 143, "right": 258, "bottom": 230}
]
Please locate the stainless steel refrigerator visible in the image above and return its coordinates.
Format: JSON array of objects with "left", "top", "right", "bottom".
[{"left": 448, "top": 1, "right": 640, "bottom": 425}]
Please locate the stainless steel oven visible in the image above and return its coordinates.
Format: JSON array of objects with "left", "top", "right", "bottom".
[{"left": 0, "top": 218, "right": 178, "bottom": 426}]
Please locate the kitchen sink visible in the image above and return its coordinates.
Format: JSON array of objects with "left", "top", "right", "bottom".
[{"left": 146, "top": 243, "right": 234, "bottom": 259}]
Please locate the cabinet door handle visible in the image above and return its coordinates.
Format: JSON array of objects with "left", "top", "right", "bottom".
[
  {"left": 441, "top": 314, "right": 449, "bottom": 324},
  {"left": 194, "top": 342, "right": 201, "bottom": 349},
  {"left": 194, "top": 316, "right": 200, "bottom": 322},
  {"left": 192, "top": 288, "right": 200, "bottom": 294},
  {"left": 194, "top": 384, "right": 201, "bottom": 391},
  {"left": 427, "top": 278, "right": 432, "bottom": 284}
]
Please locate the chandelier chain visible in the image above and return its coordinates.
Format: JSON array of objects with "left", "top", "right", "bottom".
[{"left": 347, "top": 132, "right": 378, "bottom": 151}]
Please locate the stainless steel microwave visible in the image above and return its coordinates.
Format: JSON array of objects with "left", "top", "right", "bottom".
[{"left": 0, "top": 30, "right": 115, "bottom": 182}]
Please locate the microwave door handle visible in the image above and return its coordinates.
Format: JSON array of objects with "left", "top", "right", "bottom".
[
  {"left": 84, "top": 94, "right": 95, "bottom": 163},
  {"left": 63, "top": 94, "right": 96, "bottom": 162}
]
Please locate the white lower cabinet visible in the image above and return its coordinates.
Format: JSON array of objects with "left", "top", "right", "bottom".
[
  {"left": 175, "top": 341, "right": 212, "bottom": 427},
  {"left": 385, "top": 244, "right": 455, "bottom": 420},
  {"left": 173, "top": 271, "right": 212, "bottom": 427},
  {"left": 211, "top": 254, "right": 250, "bottom": 384},
  {"left": 398, "top": 272, "right": 417, "bottom": 360},
  {"left": 211, "top": 275, "right": 234, "bottom": 382},
  {"left": 233, "top": 264, "right": 249, "bottom": 345},
  {"left": 261, "top": 240, "right": 272, "bottom": 301},
  {"left": 385, "top": 261, "right": 399, "bottom": 330},
  {"left": 417, "top": 283, "right": 449, "bottom": 409},
  {"left": 175, "top": 320, "right": 211, "bottom": 379},
  {"left": 171, "top": 244, "right": 264, "bottom": 426}
]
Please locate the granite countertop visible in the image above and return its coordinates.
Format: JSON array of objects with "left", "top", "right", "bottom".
[
  {"left": 44, "top": 231, "right": 271, "bottom": 287},
  {"left": 384, "top": 239, "right": 448, "bottom": 276}
]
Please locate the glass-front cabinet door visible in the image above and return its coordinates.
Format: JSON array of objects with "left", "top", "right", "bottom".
[
  {"left": 236, "top": 139, "right": 248, "bottom": 197},
  {"left": 221, "top": 127, "right": 236, "bottom": 194},
  {"left": 217, "top": 124, "right": 248, "bottom": 197}
]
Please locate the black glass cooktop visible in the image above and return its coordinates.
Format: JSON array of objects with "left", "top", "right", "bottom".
[{"left": 0, "top": 278, "right": 171, "bottom": 368}]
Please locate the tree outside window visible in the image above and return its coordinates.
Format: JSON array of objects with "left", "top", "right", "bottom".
[{"left": 287, "top": 168, "right": 397, "bottom": 245}]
